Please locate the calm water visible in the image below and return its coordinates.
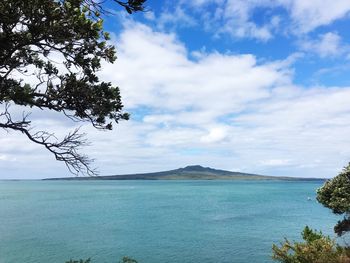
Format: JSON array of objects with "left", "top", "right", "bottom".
[{"left": 0, "top": 180, "right": 340, "bottom": 263}]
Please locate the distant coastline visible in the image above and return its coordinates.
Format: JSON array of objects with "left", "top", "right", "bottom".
[{"left": 44, "top": 165, "right": 326, "bottom": 181}]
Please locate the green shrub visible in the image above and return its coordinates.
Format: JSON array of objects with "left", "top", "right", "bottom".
[
  {"left": 317, "top": 164, "right": 350, "bottom": 236},
  {"left": 272, "top": 226, "right": 350, "bottom": 263}
]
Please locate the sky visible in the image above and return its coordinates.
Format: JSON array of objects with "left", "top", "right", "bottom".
[{"left": 2, "top": 0, "right": 350, "bottom": 179}]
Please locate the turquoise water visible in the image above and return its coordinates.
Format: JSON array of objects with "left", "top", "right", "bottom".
[{"left": 0, "top": 180, "right": 340, "bottom": 263}]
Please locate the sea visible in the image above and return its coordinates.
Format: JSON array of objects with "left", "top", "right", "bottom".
[{"left": 0, "top": 180, "right": 341, "bottom": 263}]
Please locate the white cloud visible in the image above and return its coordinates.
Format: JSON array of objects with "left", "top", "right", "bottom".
[
  {"left": 190, "top": 0, "right": 276, "bottom": 41},
  {"left": 169, "top": 0, "right": 350, "bottom": 40},
  {"left": 157, "top": 7, "right": 197, "bottom": 30},
  {"left": 96, "top": 22, "right": 350, "bottom": 178},
  {"left": 0, "top": 154, "right": 16, "bottom": 162},
  {"left": 143, "top": 11, "right": 155, "bottom": 21},
  {"left": 200, "top": 127, "right": 228, "bottom": 143},
  {"left": 104, "top": 23, "right": 289, "bottom": 113},
  {"left": 287, "top": 0, "right": 350, "bottom": 33},
  {"left": 260, "top": 159, "right": 292, "bottom": 167},
  {"left": 299, "top": 32, "right": 345, "bottom": 58},
  {"left": 2, "top": 21, "right": 350, "bottom": 179}
]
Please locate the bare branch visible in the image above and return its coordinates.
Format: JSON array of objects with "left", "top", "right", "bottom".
[{"left": 0, "top": 103, "right": 97, "bottom": 176}]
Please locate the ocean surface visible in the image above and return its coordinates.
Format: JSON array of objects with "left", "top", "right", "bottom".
[{"left": 0, "top": 180, "right": 341, "bottom": 263}]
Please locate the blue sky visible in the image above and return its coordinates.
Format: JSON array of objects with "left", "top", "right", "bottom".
[{"left": 1, "top": 0, "right": 350, "bottom": 179}]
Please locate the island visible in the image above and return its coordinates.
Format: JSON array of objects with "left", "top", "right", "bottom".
[{"left": 44, "top": 165, "right": 325, "bottom": 181}]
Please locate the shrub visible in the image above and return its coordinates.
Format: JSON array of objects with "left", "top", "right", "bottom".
[{"left": 272, "top": 226, "right": 350, "bottom": 263}]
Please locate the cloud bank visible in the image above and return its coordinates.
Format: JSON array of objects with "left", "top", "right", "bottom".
[
  {"left": 162, "top": 0, "right": 350, "bottom": 40},
  {"left": 1, "top": 21, "right": 350, "bottom": 179}
]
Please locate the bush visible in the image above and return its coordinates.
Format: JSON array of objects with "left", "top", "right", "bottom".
[
  {"left": 272, "top": 226, "right": 350, "bottom": 263},
  {"left": 317, "top": 164, "right": 350, "bottom": 236}
]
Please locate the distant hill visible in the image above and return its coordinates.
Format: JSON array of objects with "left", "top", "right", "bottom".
[{"left": 45, "top": 165, "right": 324, "bottom": 181}]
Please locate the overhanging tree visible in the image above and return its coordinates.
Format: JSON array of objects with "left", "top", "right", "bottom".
[{"left": 0, "top": 0, "right": 146, "bottom": 175}]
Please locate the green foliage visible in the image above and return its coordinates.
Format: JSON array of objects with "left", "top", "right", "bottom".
[
  {"left": 301, "top": 225, "right": 325, "bottom": 243},
  {"left": 272, "top": 226, "right": 350, "bottom": 263},
  {"left": 317, "top": 163, "right": 350, "bottom": 236},
  {"left": 116, "top": 0, "right": 146, "bottom": 14},
  {"left": 272, "top": 163, "right": 350, "bottom": 262},
  {"left": 1, "top": 0, "right": 128, "bottom": 129},
  {"left": 317, "top": 164, "right": 350, "bottom": 214},
  {"left": 0, "top": 0, "right": 145, "bottom": 175}
]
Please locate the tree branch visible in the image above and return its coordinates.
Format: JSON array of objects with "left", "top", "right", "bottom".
[{"left": 0, "top": 103, "right": 97, "bottom": 176}]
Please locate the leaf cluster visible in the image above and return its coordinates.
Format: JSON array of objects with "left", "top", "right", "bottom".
[
  {"left": 0, "top": 0, "right": 146, "bottom": 175},
  {"left": 317, "top": 163, "right": 350, "bottom": 236},
  {"left": 115, "top": 1, "right": 146, "bottom": 14},
  {"left": 272, "top": 226, "right": 350, "bottom": 263},
  {"left": 0, "top": 0, "right": 129, "bottom": 130}
]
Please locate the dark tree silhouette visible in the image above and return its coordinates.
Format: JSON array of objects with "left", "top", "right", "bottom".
[{"left": 0, "top": 0, "right": 146, "bottom": 175}]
